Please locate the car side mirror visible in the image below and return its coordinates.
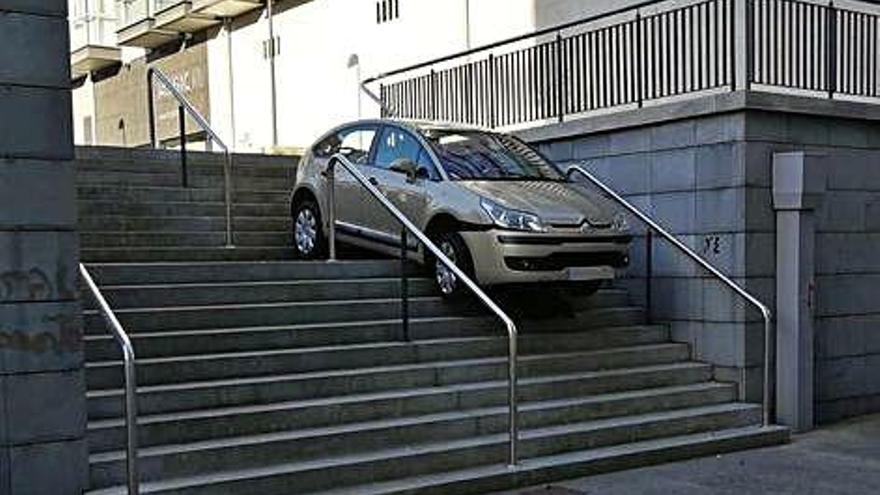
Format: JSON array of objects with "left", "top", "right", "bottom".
[{"left": 389, "top": 158, "right": 425, "bottom": 182}]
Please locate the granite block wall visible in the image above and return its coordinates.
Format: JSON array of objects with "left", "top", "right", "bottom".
[
  {"left": 527, "top": 111, "right": 772, "bottom": 401},
  {"left": 524, "top": 107, "right": 880, "bottom": 423},
  {"left": 0, "top": 1, "right": 87, "bottom": 493}
]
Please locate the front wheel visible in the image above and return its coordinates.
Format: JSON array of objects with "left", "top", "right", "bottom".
[
  {"left": 292, "top": 198, "right": 327, "bottom": 259},
  {"left": 431, "top": 231, "right": 475, "bottom": 299}
]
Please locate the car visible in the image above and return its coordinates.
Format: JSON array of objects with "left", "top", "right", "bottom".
[{"left": 289, "top": 119, "right": 631, "bottom": 297}]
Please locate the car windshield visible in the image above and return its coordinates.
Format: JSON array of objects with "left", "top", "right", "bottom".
[{"left": 422, "top": 130, "right": 566, "bottom": 181}]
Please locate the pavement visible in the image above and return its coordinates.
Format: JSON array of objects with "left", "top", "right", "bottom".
[{"left": 495, "top": 414, "right": 880, "bottom": 495}]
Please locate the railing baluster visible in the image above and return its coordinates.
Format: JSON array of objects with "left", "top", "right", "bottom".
[
  {"left": 366, "top": 0, "right": 879, "bottom": 128},
  {"left": 400, "top": 228, "right": 409, "bottom": 341},
  {"left": 178, "top": 105, "right": 187, "bottom": 188}
]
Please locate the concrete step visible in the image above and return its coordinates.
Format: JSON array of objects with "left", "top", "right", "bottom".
[
  {"left": 80, "top": 231, "right": 290, "bottom": 248},
  {"left": 82, "top": 277, "right": 437, "bottom": 309},
  {"left": 87, "top": 330, "right": 668, "bottom": 419},
  {"left": 79, "top": 216, "right": 290, "bottom": 233},
  {"left": 83, "top": 296, "right": 465, "bottom": 334},
  {"left": 83, "top": 260, "right": 408, "bottom": 285},
  {"left": 88, "top": 366, "right": 720, "bottom": 455},
  {"left": 77, "top": 201, "right": 288, "bottom": 218},
  {"left": 77, "top": 170, "right": 293, "bottom": 190},
  {"left": 76, "top": 161, "right": 296, "bottom": 180},
  {"left": 87, "top": 403, "right": 765, "bottom": 492},
  {"left": 75, "top": 147, "right": 298, "bottom": 172},
  {"left": 82, "top": 281, "right": 626, "bottom": 311},
  {"left": 80, "top": 246, "right": 296, "bottom": 262},
  {"left": 85, "top": 320, "right": 665, "bottom": 366},
  {"left": 87, "top": 357, "right": 703, "bottom": 421},
  {"left": 85, "top": 341, "right": 690, "bottom": 391},
  {"left": 77, "top": 185, "right": 288, "bottom": 204},
  {"left": 309, "top": 426, "right": 789, "bottom": 495}
]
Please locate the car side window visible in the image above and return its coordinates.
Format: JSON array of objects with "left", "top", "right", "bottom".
[
  {"left": 313, "top": 126, "right": 377, "bottom": 165},
  {"left": 374, "top": 127, "right": 426, "bottom": 169}
]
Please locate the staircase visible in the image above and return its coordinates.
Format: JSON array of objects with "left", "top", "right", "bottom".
[
  {"left": 77, "top": 148, "right": 787, "bottom": 494},
  {"left": 77, "top": 146, "right": 295, "bottom": 262}
]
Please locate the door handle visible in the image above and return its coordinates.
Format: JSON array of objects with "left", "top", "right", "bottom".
[{"left": 368, "top": 177, "right": 379, "bottom": 186}]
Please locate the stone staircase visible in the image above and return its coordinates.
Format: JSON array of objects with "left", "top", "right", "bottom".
[
  {"left": 76, "top": 148, "right": 787, "bottom": 494},
  {"left": 76, "top": 146, "right": 296, "bottom": 262}
]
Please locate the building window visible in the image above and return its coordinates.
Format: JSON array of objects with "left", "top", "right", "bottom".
[{"left": 376, "top": 0, "right": 400, "bottom": 24}]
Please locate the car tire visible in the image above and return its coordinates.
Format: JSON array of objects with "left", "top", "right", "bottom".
[
  {"left": 292, "top": 197, "right": 327, "bottom": 259},
  {"left": 430, "top": 231, "right": 475, "bottom": 300}
]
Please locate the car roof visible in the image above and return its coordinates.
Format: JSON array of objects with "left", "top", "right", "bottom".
[{"left": 339, "top": 118, "right": 491, "bottom": 134}]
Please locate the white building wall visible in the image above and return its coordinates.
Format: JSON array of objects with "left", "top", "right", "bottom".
[
  {"left": 208, "top": 0, "right": 540, "bottom": 152},
  {"left": 72, "top": 0, "right": 633, "bottom": 150}
]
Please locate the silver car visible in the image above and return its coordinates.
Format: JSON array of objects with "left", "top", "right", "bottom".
[{"left": 290, "top": 119, "right": 631, "bottom": 297}]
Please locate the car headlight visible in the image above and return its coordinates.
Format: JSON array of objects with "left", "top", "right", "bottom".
[
  {"left": 611, "top": 213, "right": 629, "bottom": 231},
  {"left": 480, "top": 198, "right": 546, "bottom": 232}
]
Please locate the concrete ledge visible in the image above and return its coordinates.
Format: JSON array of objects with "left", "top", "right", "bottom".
[{"left": 518, "top": 90, "right": 880, "bottom": 145}]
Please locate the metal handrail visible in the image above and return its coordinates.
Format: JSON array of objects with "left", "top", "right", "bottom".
[
  {"left": 325, "top": 153, "right": 521, "bottom": 466},
  {"left": 79, "top": 264, "right": 140, "bottom": 495},
  {"left": 566, "top": 164, "right": 773, "bottom": 426},
  {"left": 147, "top": 67, "right": 234, "bottom": 247}
]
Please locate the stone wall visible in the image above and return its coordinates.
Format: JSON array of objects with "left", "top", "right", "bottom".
[
  {"left": 747, "top": 112, "right": 880, "bottom": 424},
  {"left": 519, "top": 93, "right": 880, "bottom": 423},
  {"left": 0, "top": 1, "right": 87, "bottom": 493},
  {"left": 524, "top": 110, "right": 770, "bottom": 402}
]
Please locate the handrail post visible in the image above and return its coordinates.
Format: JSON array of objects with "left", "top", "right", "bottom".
[
  {"left": 566, "top": 164, "right": 774, "bottom": 427},
  {"left": 147, "top": 69, "right": 157, "bottom": 148},
  {"left": 400, "top": 228, "right": 410, "bottom": 341},
  {"left": 326, "top": 160, "right": 337, "bottom": 261},
  {"left": 224, "top": 152, "right": 234, "bottom": 247},
  {"left": 178, "top": 105, "right": 188, "bottom": 188},
  {"left": 645, "top": 229, "right": 653, "bottom": 324}
]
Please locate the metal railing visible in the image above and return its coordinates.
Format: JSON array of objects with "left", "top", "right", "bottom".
[
  {"left": 368, "top": 0, "right": 880, "bottom": 128},
  {"left": 752, "top": 0, "right": 879, "bottom": 99},
  {"left": 79, "top": 264, "right": 140, "bottom": 495},
  {"left": 325, "top": 153, "right": 521, "bottom": 466},
  {"left": 566, "top": 164, "right": 773, "bottom": 426},
  {"left": 147, "top": 67, "right": 234, "bottom": 247}
]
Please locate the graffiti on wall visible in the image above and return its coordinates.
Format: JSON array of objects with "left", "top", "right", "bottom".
[
  {"left": 0, "top": 312, "right": 80, "bottom": 355},
  {"left": 0, "top": 268, "right": 53, "bottom": 301}
]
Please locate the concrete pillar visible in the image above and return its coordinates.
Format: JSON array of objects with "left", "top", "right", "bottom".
[
  {"left": 0, "top": 1, "right": 87, "bottom": 493},
  {"left": 772, "top": 152, "right": 825, "bottom": 432}
]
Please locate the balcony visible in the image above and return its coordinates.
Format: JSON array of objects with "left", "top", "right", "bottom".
[
  {"left": 191, "top": 0, "right": 263, "bottom": 18},
  {"left": 70, "top": 13, "right": 121, "bottom": 76},
  {"left": 154, "top": 0, "right": 220, "bottom": 33},
  {"left": 116, "top": 0, "right": 178, "bottom": 48}
]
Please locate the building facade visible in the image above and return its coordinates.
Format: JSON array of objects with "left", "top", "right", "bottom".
[{"left": 68, "top": 0, "right": 635, "bottom": 150}]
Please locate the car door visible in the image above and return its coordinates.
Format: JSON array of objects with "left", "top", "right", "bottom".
[
  {"left": 367, "top": 126, "right": 435, "bottom": 248},
  {"left": 325, "top": 125, "right": 380, "bottom": 235}
]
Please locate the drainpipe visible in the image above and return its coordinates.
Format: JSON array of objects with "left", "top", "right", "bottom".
[
  {"left": 464, "top": 0, "right": 471, "bottom": 49},
  {"left": 772, "top": 151, "right": 826, "bottom": 432},
  {"left": 267, "top": 0, "right": 279, "bottom": 147},
  {"left": 226, "top": 17, "right": 237, "bottom": 150}
]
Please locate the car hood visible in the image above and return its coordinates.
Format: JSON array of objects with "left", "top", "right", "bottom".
[{"left": 457, "top": 180, "right": 614, "bottom": 227}]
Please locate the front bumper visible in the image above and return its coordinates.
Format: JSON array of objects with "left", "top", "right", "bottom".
[{"left": 460, "top": 230, "right": 631, "bottom": 285}]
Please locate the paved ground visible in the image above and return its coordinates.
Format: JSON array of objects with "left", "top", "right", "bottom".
[{"left": 497, "top": 414, "right": 880, "bottom": 495}]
